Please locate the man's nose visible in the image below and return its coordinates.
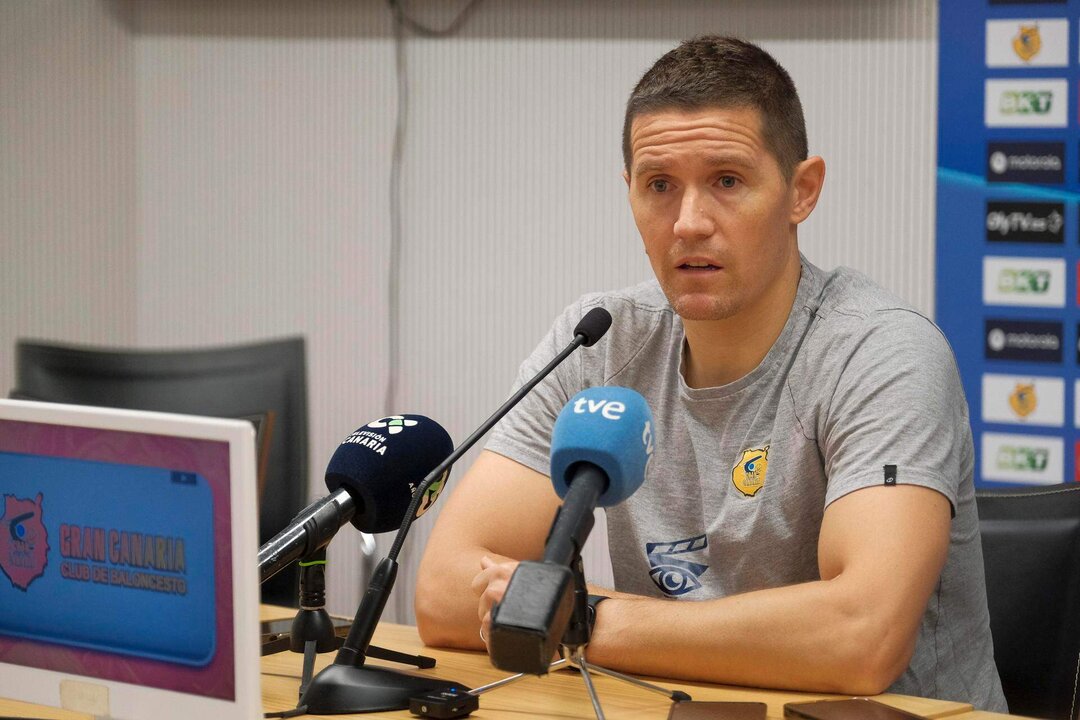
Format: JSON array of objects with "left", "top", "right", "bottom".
[{"left": 673, "top": 188, "right": 715, "bottom": 240}]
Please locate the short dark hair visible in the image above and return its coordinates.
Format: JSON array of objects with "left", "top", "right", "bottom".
[{"left": 622, "top": 36, "right": 808, "bottom": 180}]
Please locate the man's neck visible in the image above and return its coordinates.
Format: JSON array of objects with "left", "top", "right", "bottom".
[{"left": 682, "top": 259, "right": 803, "bottom": 389}]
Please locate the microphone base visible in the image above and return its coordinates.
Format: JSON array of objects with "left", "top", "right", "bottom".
[{"left": 300, "top": 662, "right": 469, "bottom": 714}]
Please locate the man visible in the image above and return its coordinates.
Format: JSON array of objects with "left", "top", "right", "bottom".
[{"left": 415, "top": 36, "right": 1006, "bottom": 711}]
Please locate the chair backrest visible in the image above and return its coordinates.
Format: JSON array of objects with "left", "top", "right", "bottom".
[
  {"left": 12, "top": 337, "right": 308, "bottom": 607},
  {"left": 977, "top": 484, "right": 1080, "bottom": 720}
]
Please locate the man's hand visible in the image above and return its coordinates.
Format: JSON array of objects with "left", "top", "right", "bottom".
[
  {"left": 415, "top": 451, "right": 561, "bottom": 650},
  {"left": 472, "top": 555, "right": 519, "bottom": 648}
]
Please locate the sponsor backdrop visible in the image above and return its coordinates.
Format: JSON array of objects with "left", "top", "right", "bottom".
[{"left": 938, "top": 1, "right": 1080, "bottom": 486}]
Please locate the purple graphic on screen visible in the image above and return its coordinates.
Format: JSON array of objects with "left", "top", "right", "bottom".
[{"left": 0, "top": 419, "right": 235, "bottom": 700}]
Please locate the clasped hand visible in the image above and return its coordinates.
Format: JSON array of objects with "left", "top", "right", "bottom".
[{"left": 471, "top": 555, "right": 519, "bottom": 649}]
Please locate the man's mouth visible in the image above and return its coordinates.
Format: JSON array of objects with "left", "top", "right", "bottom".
[{"left": 678, "top": 261, "right": 720, "bottom": 271}]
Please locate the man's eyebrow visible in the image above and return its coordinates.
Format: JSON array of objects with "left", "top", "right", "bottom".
[
  {"left": 631, "top": 158, "right": 668, "bottom": 176},
  {"left": 700, "top": 152, "right": 754, "bottom": 169},
  {"left": 632, "top": 152, "right": 755, "bottom": 177}
]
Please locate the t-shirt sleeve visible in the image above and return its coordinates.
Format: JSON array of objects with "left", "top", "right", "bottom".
[
  {"left": 484, "top": 298, "right": 589, "bottom": 476},
  {"left": 820, "top": 309, "right": 970, "bottom": 513}
]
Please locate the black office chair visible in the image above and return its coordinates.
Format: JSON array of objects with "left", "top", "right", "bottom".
[
  {"left": 977, "top": 484, "right": 1080, "bottom": 720},
  {"left": 11, "top": 336, "right": 309, "bottom": 607}
]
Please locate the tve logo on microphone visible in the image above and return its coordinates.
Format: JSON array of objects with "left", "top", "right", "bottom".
[
  {"left": 572, "top": 396, "right": 627, "bottom": 420},
  {"left": 570, "top": 391, "right": 654, "bottom": 462}
]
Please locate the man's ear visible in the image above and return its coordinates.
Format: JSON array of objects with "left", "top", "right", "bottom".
[
  {"left": 789, "top": 156, "right": 825, "bottom": 225},
  {"left": 622, "top": 168, "right": 631, "bottom": 188}
]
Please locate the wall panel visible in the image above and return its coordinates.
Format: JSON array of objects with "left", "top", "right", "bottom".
[
  {"left": 3, "top": 0, "right": 937, "bottom": 624},
  {"left": 0, "top": 0, "right": 137, "bottom": 390}
]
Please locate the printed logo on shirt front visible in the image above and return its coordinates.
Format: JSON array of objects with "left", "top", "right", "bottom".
[
  {"left": 983, "top": 256, "right": 1066, "bottom": 307},
  {"left": 731, "top": 446, "right": 769, "bottom": 498},
  {"left": 986, "top": 19, "right": 1069, "bottom": 67},
  {"left": 985, "top": 318, "right": 1063, "bottom": 362},
  {"left": 982, "top": 373, "right": 1065, "bottom": 426},
  {"left": 985, "top": 201, "right": 1064, "bottom": 243},
  {"left": 645, "top": 534, "right": 708, "bottom": 597},
  {"left": 986, "top": 79, "right": 1068, "bottom": 127},
  {"left": 986, "top": 142, "right": 1065, "bottom": 183},
  {"left": 982, "top": 432, "right": 1063, "bottom": 484}
]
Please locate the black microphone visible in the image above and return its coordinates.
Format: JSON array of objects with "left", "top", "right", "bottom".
[
  {"left": 573, "top": 305, "right": 613, "bottom": 347},
  {"left": 258, "top": 415, "right": 453, "bottom": 584},
  {"left": 488, "top": 386, "right": 654, "bottom": 675},
  {"left": 299, "top": 307, "right": 614, "bottom": 715}
]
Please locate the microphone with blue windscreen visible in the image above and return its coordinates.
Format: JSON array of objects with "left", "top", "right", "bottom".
[
  {"left": 550, "top": 387, "right": 653, "bottom": 505},
  {"left": 488, "top": 387, "right": 654, "bottom": 675}
]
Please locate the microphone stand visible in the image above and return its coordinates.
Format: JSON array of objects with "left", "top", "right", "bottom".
[
  {"left": 432, "top": 555, "right": 690, "bottom": 720},
  {"left": 298, "top": 326, "right": 604, "bottom": 714},
  {"left": 260, "top": 548, "right": 435, "bottom": 699}
]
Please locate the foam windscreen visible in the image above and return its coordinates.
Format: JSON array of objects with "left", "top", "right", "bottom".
[
  {"left": 572, "top": 307, "right": 613, "bottom": 347},
  {"left": 324, "top": 415, "right": 453, "bottom": 533},
  {"left": 549, "top": 386, "right": 653, "bottom": 507}
]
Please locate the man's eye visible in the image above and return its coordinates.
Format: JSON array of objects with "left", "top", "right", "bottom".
[
  {"left": 649, "top": 179, "right": 670, "bottom": 193},
  {"left": 719, "top": 176, "right": 737, "bottom": 188}
]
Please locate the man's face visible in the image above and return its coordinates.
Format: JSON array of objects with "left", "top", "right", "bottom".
[{"left": 625, "top": 106, "right": 805, "bottom": 323}]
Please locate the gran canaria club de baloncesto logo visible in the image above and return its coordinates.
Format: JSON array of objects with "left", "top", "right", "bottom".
[{"left": 0, "top": 493, "right": 49, "bottom": 592}]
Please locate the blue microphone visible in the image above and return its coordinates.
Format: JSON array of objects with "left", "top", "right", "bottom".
[
  {"left": 550, "top": 386, "right": 653, "bottom": 504},
  {"left": 489, "top": 387, "right": 654, "bottom": 675},
  {"left": 544, "top": 387, "right": 653, "bottom": 566}
]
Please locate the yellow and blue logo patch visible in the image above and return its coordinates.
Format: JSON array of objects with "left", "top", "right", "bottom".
[{"left": 732, "top": 446, "right": 769, "bottom": 497}]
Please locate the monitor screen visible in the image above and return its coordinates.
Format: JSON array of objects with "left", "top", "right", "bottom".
[{"left": 0, "top": 401, "right": 260, "bottom": 719}]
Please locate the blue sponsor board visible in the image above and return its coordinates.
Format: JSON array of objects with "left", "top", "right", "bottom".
[{"left": 937, "top": 2, "right": 1080, "bottom": 487}]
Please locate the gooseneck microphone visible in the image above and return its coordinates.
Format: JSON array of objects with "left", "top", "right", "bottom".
[
  {"left": 488, "top": 386, "right": 654, "bottom": 676},
  {"left": 390, "top": 305, "right": 613, "bottom": 559},
  {"left": 257, "top": 415, "right": 453, "bottom": 584},
  {"left": 299, "top": 307, "right": 614, "bottom": 715}
]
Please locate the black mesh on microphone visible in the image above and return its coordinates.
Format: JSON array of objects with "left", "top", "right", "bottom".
[
  {"left": 573, "top": 307, "right": 613, "bottom": 347},
  {"left": 323, "top": 415, "right": 453, "bottom": 533}
]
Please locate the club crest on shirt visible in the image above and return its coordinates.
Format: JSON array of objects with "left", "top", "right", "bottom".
[{"left": 732, "top": 446, "right": 769, "bottom": 497}]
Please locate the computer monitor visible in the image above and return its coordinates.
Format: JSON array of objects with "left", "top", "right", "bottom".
[{"left": 0, "top": 399, "right": 262, "bottom": 720}]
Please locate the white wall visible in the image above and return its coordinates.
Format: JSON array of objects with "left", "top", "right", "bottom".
[
  {"left": 1, "top": 0, "right": 937, "bottom": 623},
  {"left": 0, "top": 0, "right": 137, "bottom": 386}
]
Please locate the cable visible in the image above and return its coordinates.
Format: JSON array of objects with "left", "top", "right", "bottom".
[
  {"left": 383, "top": 3, "right": 406, "bottom": 419},
  {"left": 383, "top": 0, "right": 483, "bottom": 419},
  {"left": 388, "top": 0, "right": 483, "bottom": 38},
  {"left": 377, "top": 0, "right": 482, "bottom": 616}
]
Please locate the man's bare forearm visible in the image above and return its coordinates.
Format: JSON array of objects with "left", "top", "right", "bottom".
[
  {"left": 585, "top": 576, "right": 913, "bottom": 696},
  {"left": 415, "top": 546, "right": 510, "bottom": 650}
]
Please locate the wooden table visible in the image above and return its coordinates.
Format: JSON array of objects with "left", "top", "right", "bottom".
[
  {"left": 258, "top": 608, "right": 1033, "bottom": 720},
  {"left": 0, "top": 607, "right": 1037, "bottom": 720}
]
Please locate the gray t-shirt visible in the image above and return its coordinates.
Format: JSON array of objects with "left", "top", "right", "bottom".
[{"left": 486, "top": 259, "right": 1006, "bottom": 711}]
